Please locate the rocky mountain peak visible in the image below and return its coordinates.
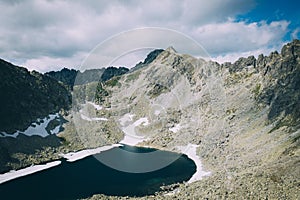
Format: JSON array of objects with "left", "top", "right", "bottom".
[
  {"left": 223, "top": 39, "right": 300, "bottom": 75},
  {"left": 130, "top": 49, "right": 164, "bottom": 72},
  {"left": 281, "top": 39, "right": 300, "bottom": 59},
  {"left": 165, "top": 46, "right": 177, "bottom": 53}
]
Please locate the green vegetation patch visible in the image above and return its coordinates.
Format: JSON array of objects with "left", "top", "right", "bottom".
[
  {"left": 95, "top": 82, "right": 109, "bottom": 103},
  {"left": 252, "top": 83, "right": 261, "bottom": 98},
  {"left": 105, "top": 76, "right": 121, "bottom": 87}
]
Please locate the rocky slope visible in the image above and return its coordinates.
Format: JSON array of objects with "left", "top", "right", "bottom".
[{"left": 81, "top": 40, "right": 299, "bottom": 199}]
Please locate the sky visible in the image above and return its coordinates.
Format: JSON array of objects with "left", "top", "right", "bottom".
[{"left": 0, "top": 0, "right": 299, "bottom": 72}]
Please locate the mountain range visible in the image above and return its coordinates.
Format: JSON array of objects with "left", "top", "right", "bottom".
[{"left": 0, "top": 40, "right": 299, "bottom": 199}]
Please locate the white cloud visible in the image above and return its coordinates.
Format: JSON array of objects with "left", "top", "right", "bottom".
[
  {"left": 109, "top": 48, "right": 154, "bottom": 69},
  {"left": 181, "top": 0, "right": 255, "bottom": 25},
  {"left": 190, "top": 20, "right": 289, "bottom": 57},
  {"left": 80, "top": 28, "right": 211, "bottom": 70},
  {"left": 0, "top": 0, "right": 293, "bottom": 72},
  {"left": 292, "top": 28, "right": 300, "bottom": 39},
  {"left": 22, "top": 52, "right": 87, "bottom": 73},
  {"left": 211, "top": 44, "right": 284, "bottom": 64}
]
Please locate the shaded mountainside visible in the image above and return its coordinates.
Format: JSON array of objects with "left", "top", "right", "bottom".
[
  {"left": 45, "top": 67, "right": 129, "bottom": 90},
  {"left": 44, "top": 68, "right": 77, "bottom": 90},
  {"left": 0, "top": 59, "right": 71, "bottom": 133}
]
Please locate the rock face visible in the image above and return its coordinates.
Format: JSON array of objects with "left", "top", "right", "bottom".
[
  {"left": 259, "top": 41, "right": 300, "bottom": 125},
  {"left": 84, "top": 40, "right": 299, "bottom": 199},
  {"left": 225, "top": 40, "right": 300, "bottom": 127},
  {"left": 0, "top": 60, "right": 71, "bottom": 133}
]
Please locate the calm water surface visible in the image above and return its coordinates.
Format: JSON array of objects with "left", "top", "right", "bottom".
[{"left": 0, "top": 145, "right": 196, "bottom": 200}]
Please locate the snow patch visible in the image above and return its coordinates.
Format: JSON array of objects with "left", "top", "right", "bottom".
[
  {"left": 50, "top": 125, "right": 60, "bottom": 135},
  {"left": 164, "top": 188, "right": 181, "bottom": 196},
  {"left": 154, "top": 110, "right": 161, "bottom": 116},
  {"left": 119, "top": 114, "right": 149, "bottom": 146},
  {"left": 133, "top": 117, "right": 149, "bottom": 126},
  {"left": 169, "top": 124, "right": 182, "bottom": 133},
  {"left": 79, "top": 102, "right": 108, "bottom": 121},
  {"left": 0, "top": 161, "right": 61, "bottom": 184},
  {"left": 0, "top": 131, "right": 19, "bottom": 138},
  {"left": 177, "top": 143, "right": 211, "bottom": 183},
  {"left": 61, "top": 144, "right": 121, "bottom": 162},
  {"left": 119, "top": 134, "right": 145, "bottom": 146},
  {"left": 119, "top": 113, "right": 135, "bottom": 126},
  {"left": 0, "top": 113, "right": 62, "bottom": 138},
  {"left": 22, "top": 113, "right": 59, "bottom": 137},
  {"left": 80, "top": 114, "right": 108, "bottom": 121},
  {"left": 87, "top": 101, "right": 103, "bottom": 110}
]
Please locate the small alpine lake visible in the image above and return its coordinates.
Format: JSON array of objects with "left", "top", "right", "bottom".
[{"left": 0, "top": 145, "right": 196, "bottom": 200}]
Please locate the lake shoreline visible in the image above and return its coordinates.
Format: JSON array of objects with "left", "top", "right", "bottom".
[{"left": 0, "top": 113, "right": 210, "bottom": 190}]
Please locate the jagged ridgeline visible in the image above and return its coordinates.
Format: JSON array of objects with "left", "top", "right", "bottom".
[
  {"left": 0, "top": 60, "right": 71, "bottom": 133},
  {"left": 224, "top": 40, "right": 300, "bottom": 130},
  {"left": 45, "top": 67, "right": 129, "bottom": 90}
]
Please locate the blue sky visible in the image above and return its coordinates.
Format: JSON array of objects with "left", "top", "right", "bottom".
[
  {"left": 238, "top": 0, "right": 300, "bottom": 41},
  {"left": 0, "top": 0, "right": 298, "bottom": 72}
]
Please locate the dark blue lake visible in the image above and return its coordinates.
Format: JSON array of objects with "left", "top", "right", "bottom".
[{"left": 0, "top": 145, "right": 196, "bottom": 200}]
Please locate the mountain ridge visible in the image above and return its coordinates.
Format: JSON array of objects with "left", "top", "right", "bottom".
[
  {"left": 45, "top": 67, "right": 129, "bottom": 90},
  {"left": 85, "top": 39, "right": 299, "bottom": 199}
]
